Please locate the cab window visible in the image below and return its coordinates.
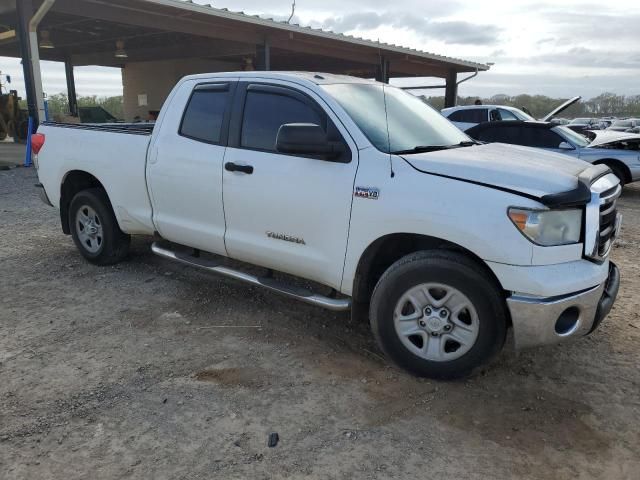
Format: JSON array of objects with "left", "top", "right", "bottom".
[
  {"left": 241, "top": 90, "right": 323, "bottom": 152},
  {"left": 179, "top": 84, "right": 230, "bottom": 144}
]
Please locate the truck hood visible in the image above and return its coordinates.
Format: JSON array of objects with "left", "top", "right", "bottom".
[{"left": 400, "top": 143, "right": 590, "bottom": 199}]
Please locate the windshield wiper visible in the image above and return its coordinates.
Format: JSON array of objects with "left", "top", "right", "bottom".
[{"left": 391, "top": 141, "right": 477, "bottom": 155}]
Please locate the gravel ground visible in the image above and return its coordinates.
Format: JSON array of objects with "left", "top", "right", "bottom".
[{"left": 1, "top": 167, "right": 639, "bottom": 480}]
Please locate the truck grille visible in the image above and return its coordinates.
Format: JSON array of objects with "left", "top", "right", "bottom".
[{"left": 594, "top": 184, "right": 621, "bottom": 260}]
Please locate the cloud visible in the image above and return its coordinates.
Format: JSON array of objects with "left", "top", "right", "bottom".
[
  {"left": 541, "top": 11, "right": 640, "bottom": 43},
  {"left": 426, "top": 20, "right": 502, "bottom": 45},
  {"left": 489, "top": 48, "right": 640, "bottom": 70},
  {"left": 536, "top": 37, "right": 555, "bottom": 45},
  {"left": 321, "top": 12, "right": 503, "bottom": 45},
  {"left": 458, "top": 71, "right": 640, "bottom": 99}
]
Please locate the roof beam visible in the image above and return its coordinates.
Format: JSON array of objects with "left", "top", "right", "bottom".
[
  {"left": 70, "top": 41, "right": 256, "bottom": 66},
  {"left": 51, "top": 0, "right": 264, "bottom": 45}
]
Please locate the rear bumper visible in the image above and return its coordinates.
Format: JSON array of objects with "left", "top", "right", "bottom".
[
  {"left": 35, "top": 183, "right": 53, "bottom": 207},
  {"left": 507, "top": 262, "right": 620, "bottom": 349}
]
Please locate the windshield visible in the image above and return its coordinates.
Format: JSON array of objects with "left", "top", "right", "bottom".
[
  {"left": 613, "top": 120, "right": 632, "bottom": 127},
  {"left": 322, "top": 83, "right": 470, "bottom": 154},
  {"left": 557, "top": 126, "right": 591, "bottom": 147}
]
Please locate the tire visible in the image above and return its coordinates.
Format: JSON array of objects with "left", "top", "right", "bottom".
[
  {"left": 370, "top": 250, "right": 507, "bottom": 380},
  {"left": 68, "top": 188, "right": 130, "bottom": 265}
]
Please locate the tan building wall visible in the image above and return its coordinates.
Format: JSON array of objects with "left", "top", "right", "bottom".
[{"left": 122, "top": 58, "right": 240, "bottom": 121}]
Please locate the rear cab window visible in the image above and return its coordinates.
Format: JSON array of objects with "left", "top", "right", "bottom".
[{"left": 179, "top": 84, "right": 231, "bottom": 144}]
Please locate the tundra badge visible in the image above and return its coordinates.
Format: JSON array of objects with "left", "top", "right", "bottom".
[
  {"left": 266, "top": 231, "right": 306, "bottom": 245},
  {"left": 354, "top": 187, "right": 380, "bottom": 200}
]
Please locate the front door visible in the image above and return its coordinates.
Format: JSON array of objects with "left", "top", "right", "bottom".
[{"left": 222, "top": 81, "right": 358, "bottom": 289}]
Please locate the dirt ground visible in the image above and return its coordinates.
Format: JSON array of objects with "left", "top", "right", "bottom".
[{"left": 1, "top": 167, "right": 639, "bottom": 480}]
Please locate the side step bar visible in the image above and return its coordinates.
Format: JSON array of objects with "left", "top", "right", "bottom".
[{"left": 151, "top": 242, "right": 351, "bottom": 312}]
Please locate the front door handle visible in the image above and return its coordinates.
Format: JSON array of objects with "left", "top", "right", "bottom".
[{"left": 225, "top": 162, "right": 254, "bottom": 174}]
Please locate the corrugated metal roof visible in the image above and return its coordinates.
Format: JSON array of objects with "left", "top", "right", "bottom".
[{"left": 144, "top": 0, "right": 489, "bottom": 71}]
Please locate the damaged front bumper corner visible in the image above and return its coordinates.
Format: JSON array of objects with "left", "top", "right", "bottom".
[{"left": 507, "top": 262, "right": 620, "bottom": 350}]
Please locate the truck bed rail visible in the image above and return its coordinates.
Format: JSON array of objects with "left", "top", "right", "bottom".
[{"left": 40, "top": 121, "right": 154, "bottom": 136}]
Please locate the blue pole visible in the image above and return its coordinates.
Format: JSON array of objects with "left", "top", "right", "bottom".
[
  {"left": 24, "top": 116, "right": 33, "bottom": 167},
  {"left": 44, "top": 100, "right": 50, "bottom": 121}
]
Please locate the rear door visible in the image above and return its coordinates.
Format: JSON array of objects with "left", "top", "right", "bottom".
[
  {"left": 147, "top": 79, "right": 237, "bottom": 255},
  {"left": 221, "top": 81, "right": 358, "bottom": 289}
]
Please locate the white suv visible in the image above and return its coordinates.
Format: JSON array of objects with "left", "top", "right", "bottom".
[{"left": 441, "top": 105, "right": 534, "bottom": 131}]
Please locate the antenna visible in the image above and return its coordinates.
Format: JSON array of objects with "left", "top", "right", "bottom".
[{"left": 287, "top": 0, "right": 296, "bottom": 24}]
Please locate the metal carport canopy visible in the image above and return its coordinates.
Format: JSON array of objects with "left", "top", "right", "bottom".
[{"left": 0, "top": 0, "right": 490, "bottom": 119}]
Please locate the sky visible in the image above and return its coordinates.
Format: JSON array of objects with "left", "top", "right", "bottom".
[{"left": 1, "top": 0, "right": 639, "bottom": 99}]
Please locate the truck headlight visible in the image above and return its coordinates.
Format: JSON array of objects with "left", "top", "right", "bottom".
[{"left": 508, "top": 208, "right": 582, "bottom": 246}]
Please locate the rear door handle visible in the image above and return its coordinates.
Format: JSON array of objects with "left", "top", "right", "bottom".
[{"left": 225, "top": 162, "right": 254, "bottom": 174}]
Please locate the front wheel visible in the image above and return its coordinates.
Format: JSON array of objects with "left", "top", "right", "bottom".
[
  {"left": 370, "top": 250, "right": 507, "bottom": 379},
  {"left": 69, "top": 188, "right": 130, "bottom": 265}
]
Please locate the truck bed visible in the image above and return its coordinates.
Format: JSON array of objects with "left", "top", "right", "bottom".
[{"left": 36, "top": 121, "right": 156, "bottom": 235}]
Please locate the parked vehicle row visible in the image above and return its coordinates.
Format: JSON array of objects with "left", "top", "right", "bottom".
[
  {"left": 609, "top": 118, "right": 640, "bottom": 133},
  {"left": 465, "top": 121, "right": 640, "bottom": 186},
  {"left": 33, "top": 72, "right": 621, "bottom": 379},
  {"left": 442, "top": 99, "right": 640, "bottom": 136},
  {"left": 442, "top": 96, "right": 581, "bottom": 131}
]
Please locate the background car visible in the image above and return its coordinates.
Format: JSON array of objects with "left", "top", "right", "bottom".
[
  {"left": 566, "top": 117, "right": 602, "bottom": 133},
  {"left": 466, "top": 120, "right": 640, "bottom": 186},
  {"left": 598, "top": 118, "right": 615, "bottom": 129},
  {"left": 608, "top": 119, "right": 640, "bottom": 132},
  {"left": 442, "top": 96, "right": 581, "bottom": 132},
  {"left": 440, "top": 105, "right": 533, "bottom": 131}
]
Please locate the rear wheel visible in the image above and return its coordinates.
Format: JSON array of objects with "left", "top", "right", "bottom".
[
  {"left": 370, "top": 250, "right": 507, "bottom": 379},
  {"left": 69, "top": 188, "right": 130, "bottom": 265}
]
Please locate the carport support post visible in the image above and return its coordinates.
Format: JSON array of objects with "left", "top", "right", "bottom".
[
  {"left": 375, "top": 56, "right": 390, "bottom": 83},
  {"left": 255, "top": 38, "right": 270, "bottom": 71},
  {"left": 16, "top": 0, "right": 38, "bottom": 124},
  {"left": 65, "top": 59, "right": 78, "bottom": 117},
  {"left": 444, "top": 69, "right": 458, "bottom": 108}
]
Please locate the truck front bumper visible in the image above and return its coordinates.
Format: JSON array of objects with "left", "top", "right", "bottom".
[{"left": 506, "top": 262, "right": 620, "bottom": 349}]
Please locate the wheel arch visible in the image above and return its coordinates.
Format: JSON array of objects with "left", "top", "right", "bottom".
[
  {"left": 593, "top": 158, "right": 631, "bottom": 184},
  {"left": 351, "top": 233, "right": 507, "bottom": 308},
  {"left": 60, "top": 170, "right": 112, "bottom": 234}
]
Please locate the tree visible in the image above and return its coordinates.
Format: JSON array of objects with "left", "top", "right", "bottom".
[{"left": 42, "top": 93, "right": 123, "bottom": 121}]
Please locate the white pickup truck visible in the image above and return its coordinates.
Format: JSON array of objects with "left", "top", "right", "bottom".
[{"left": 33, "top": 72, "right": 621, "bottom": 379}]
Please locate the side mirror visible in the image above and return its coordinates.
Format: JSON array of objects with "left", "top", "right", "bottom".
[
  {"left": 558, "top": 141, "right": 574, "bottom": 150},
  {"left": 276, "top": 123, "right": 344, "bottom": 159}
]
